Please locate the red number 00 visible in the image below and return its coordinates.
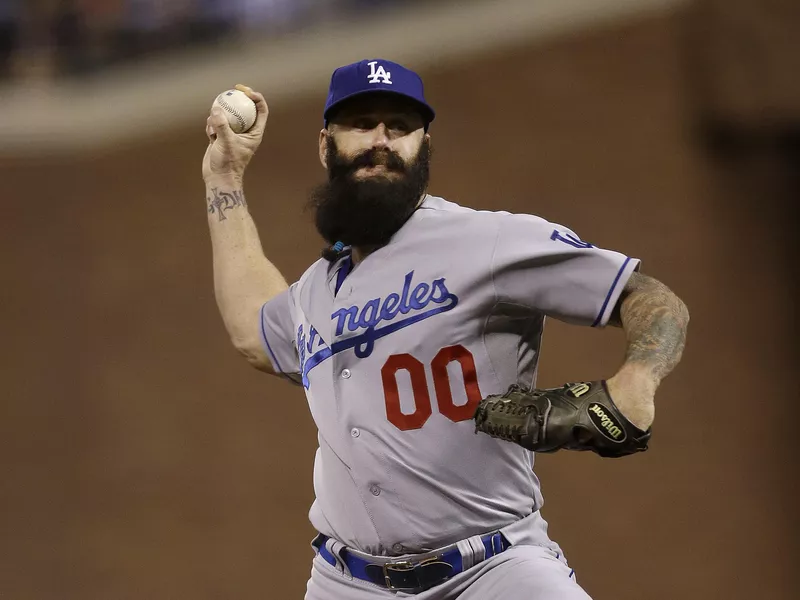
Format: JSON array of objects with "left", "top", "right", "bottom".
[{"left": 381, "top": 345, "right": 482, "bottom": 431}]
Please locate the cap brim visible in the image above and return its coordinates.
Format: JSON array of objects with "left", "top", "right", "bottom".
[{"left": 324, "top": 89, "right": 435, "bottom": 126}]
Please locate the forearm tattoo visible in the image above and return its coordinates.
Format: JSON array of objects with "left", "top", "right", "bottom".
[
  {"left": 207, "top": 187, "right": 247, "bottom": 221},
  {"left": 611, "top": 272, "right": 689, "bottom": 382}
]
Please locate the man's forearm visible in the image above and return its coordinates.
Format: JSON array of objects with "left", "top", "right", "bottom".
[
  {"left": 205, "top": 175, "right": 288, "bottom": 360},
  {"left": 603, "top": 273, "right": 689, "bottom": 430},
  {"left": 615, "top": 273, "right": 690, "bottom": 387}
]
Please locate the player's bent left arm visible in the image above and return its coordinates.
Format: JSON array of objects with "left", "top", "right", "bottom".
[
  {"left": 604, "top": 272, "right": 690, "bottom": 430},
  {"left": 473, "top": 270, "right": 688, "bottom": 456}
]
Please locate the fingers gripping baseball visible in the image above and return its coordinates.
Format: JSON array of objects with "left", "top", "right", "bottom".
[
  {"left": 209, "top": 108, "right": 235, "bottom": 141},
  {"left": 202, "top": 85, "right": 269, "bottom": 182},
  {"left": 236, "top": 85, "right": 269, "bottom": 138}
]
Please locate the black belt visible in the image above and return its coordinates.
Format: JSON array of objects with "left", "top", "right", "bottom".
[{"left": 314, "top": 532, "right": 511, "bottom": 592}]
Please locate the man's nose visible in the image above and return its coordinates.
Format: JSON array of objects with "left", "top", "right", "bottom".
[{"left": 369, "top": 123, "right": 391, "bottom": 148}]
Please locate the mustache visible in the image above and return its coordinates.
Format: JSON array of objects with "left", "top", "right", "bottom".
[{"left": 336, "top": 148, "right": 407, "bottom": 175}]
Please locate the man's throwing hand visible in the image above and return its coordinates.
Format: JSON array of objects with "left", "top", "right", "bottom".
[{"left": 202, "top": 85, "right": 269, "bottom": 182}]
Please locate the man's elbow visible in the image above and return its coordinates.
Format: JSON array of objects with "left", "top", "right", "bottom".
[
  {"left": 664, "top": 286, "right": 690, "bottom": 327},
  {"left": 231, "top": 337, "right": 276, "bottom": 374},
  {"left": 676, "top": 294, "right": 690, "bottom": 325}
]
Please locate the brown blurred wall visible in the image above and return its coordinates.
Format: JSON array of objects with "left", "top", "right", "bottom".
[
  {"left": 2, "top": 9, "right": 798, "bottom": 600},
  {"left": 688, "top": 0, "right": 800, "bottom": 122}
]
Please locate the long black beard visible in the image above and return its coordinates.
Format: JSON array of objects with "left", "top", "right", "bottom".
[{"left": 308, "top": 136, "right": 431, "bottom": 257}]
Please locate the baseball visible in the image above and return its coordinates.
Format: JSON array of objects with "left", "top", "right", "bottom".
[{"left": 211, "top": 89, "right": 257, "bottom": 134}]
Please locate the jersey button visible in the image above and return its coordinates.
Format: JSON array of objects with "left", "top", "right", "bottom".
[
  {"left": 369, "top": 484, "right": 381, "bottom": 496},
  {"left": 341, "top": 369, "right": 352, "bottom": 379},
  {"left": 392, "top": 543, "right": 404, "bottom": 553},
  {"left": 351, "top": 428, "right": 360, "bottom": 438}
]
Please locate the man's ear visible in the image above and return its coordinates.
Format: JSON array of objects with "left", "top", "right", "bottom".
[{"left": 319, "top": 130, "right": 329, "bottom": 169}]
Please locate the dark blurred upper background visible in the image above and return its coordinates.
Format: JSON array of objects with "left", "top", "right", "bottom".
[{"left": 0, "top": 0, "right": 426, "bottom": 81}]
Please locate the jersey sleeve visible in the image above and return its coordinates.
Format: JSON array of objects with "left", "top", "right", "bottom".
[
  {"left": 490, "top": 213, "right": 640, "bottom": 327},
  {"left": 259, "top": 284, "right": 302, "bottom": 383}
]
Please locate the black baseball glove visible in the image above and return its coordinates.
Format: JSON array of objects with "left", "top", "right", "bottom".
[{"left": 473, "top": 381, "right": 651, "bottom": 458}]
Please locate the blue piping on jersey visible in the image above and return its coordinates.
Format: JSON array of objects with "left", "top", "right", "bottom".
[
  {"left": 301, "top": 294, "right": 458, "bottom": 388},
  {"left": 334, "top": 256, "right": 352, "bottom": 296},
  {"left": 260, "top": 302, "right": 284, "bottom": 372},
  {"left": 591, "top": 257, "right": 632, "bottom": 328},
  {"left": 260, "top": 301, "right": 297, "bottom": 385}
]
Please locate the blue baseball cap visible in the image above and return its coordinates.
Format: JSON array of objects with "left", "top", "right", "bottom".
[{"left": 323, "top": 59, "right": 435, "bottom": 129}]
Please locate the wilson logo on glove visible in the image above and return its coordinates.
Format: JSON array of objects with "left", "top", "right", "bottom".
[
  {"left": 567, "top": 383, "right": 590, "bottom": 397},
  {"left": 587, "top": 403, "right": 626, "bottom": 442}
]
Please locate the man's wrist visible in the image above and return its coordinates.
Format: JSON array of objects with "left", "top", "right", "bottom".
[
  {"left": 205, "top": 173, "right": 243, "bottom": 188},
  {"left": 609, "top": 362, "right": 659, "bottom": 395}
]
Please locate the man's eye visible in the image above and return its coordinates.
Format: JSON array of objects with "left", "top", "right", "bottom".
[
  {"left": 389, "top": 121, "right": 410, "bottom": 133},
  {"left": 353, "top": 119, "right": 374, "bottom": 130}
]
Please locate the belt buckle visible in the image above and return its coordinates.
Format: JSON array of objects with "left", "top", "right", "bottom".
[
  {"left": 492, "top": 533, "right": 503, "bottom": 555},
  {"left": 382, "top": 560, "right": 415, "bottom": 590}
]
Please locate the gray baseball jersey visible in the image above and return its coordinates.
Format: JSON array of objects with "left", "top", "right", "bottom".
[{"left": 260, "top": 195, "right": 639, "bottom": 556}]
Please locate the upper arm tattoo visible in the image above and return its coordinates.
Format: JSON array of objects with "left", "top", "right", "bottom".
[
  {"left": 608, "top": 271, "right": 647, "bottom": 327},
  {"left": 611, "top": 272, "right": 690, "bottom": 382}
]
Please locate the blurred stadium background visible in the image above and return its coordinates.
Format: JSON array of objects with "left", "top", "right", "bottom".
[{"left": 1, "top": 0, "right": 798, "bottom": 598}]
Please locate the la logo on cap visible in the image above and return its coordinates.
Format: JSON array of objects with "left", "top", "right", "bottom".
[{"left": 367, "top": 61, "right": 392, "bottom": 85}]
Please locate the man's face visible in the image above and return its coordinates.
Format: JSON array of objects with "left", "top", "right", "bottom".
[
  {"left": 321, "top": 96, "right": 428, "bottom": 179},
  {"left": 309, "top": 95, "right": 432, "bottom": 250}
]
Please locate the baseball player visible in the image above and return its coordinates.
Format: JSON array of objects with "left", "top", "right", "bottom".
[{"left": 202, "top": 59, "right": 689, "bottom": 599}]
